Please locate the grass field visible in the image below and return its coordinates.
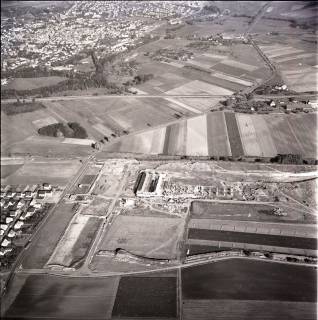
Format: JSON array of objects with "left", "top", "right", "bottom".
[
  {"left": 3, "top": 159, "right": 81, "bottom": 186},
  {"left": 4, "top": 274, "right": 120, "bottom": 320},
  {"left": 4, "top": 76, "right": 66, "bottom": 91},
  {"left": 21, "top": 202, "right": 77, "bottom": 269},
  {"left": 98, "top": 215, "right": 185, "bottom": 259}
]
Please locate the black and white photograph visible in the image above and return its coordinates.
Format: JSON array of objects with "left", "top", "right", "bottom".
[{"left": 0, "top": 1, "right": 317, "bottom": 319}]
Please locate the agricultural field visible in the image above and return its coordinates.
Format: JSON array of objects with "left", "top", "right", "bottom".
[
  {"left": 21, "top": 202, "right": 77, "bottom": 269},
  {"left": 2, "top": 159, "right": 81, "bottom": 186},
  {"left": 3, "top": 76, "right": 67, "bottom": 91},
  {"left": 1, "top": 107, "right": 54, "bottom": 153},
  {"left": 112, "top": 275, "right": 177, "bottom": 318},
  {"left": 135, "top": 41, "right": 270, "bottom": 95},
  {"left": 0, "top": 104, "right": 94, "bottom": 157},
  {"left": 104, "top": 111, "right": 317, "bottom": 159},
  {"left": 259, "top": 42, "right": 317, "bottom": 92},
  {"left": 42, "top": 97, "right": 201, "bottom": 143},
  {"left": 97, "top": 215, "right": 185, "bottom": 259},
  {"left": 6, "top": 135, "right": 93, "bottom": 157},
  {"left": 187, "top": 228, "right": 317, "bottom": 254},
  {"left": 182, "top": 258, "right": 316, "bottom": 320},
  {"left": 4, "top": 274, "right": 120, "bottom": 320}
]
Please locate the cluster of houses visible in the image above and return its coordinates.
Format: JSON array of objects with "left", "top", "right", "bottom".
[
  {"left": 1, "top": 1, "right": 200, "bottom": 73},
  {"left": 0, "top": 183, "right": 53, "bottom": 257}
]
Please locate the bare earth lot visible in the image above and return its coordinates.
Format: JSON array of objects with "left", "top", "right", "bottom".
[{"left": 98, "top": 215, "right": 185, "bottom": 259}]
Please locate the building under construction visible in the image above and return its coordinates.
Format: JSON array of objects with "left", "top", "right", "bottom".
[{"left": 133, "top": 170, "right": 165, "bottom": 197}]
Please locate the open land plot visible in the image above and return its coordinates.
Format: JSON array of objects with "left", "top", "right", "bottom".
[
  {"left": 48, "top": 215, "right": 101, "bottom": 267},
  {"left": 264, "top": 114, "right": 305, "bottom": 156},
  {"left": 164, "top": 80, "right": 233, "bottom": 96},
  {"left": 211, "top": 72, "right": 254, "bottom": 86},
  {"left": 32, "top": 115, "right": 58, "bottom": 129},
  {"left": 6, "top": 135, "right": 93, "bottom": 158},
  {"left": 151, "top": 72, "right": 190, "bottom": 92},
  {"left": 206, "top": 112, "right": 231, "bottom": 156},
  {"left": 4, "top": 274, "right": 120, "bottom": 320},
  {"left": 188, "top": 229, "right": 317, "bottom": 250},
  {"left": 21, "top": 202, "right": 77, "bottom": 269},
  {"left": 112, "top": 276, "right": 177, "bottom": 318},
  {"left": 251, "top": 115, "right": 277, "bottom": 157},
  {"left": 281, "top": 70, "right": 317, "bottom": 92},
  {"left": 0, "top": 164, "right": 23, "bottom": 179},
  {"left": 62, "top": 138, "right": 95, "bottom": 146},
  {"left": 92, "top": 164, "right": 125, "bottom": 197},
  {"left": 183, "top": 300, "right": 317, "bottom": 320},
  {"left": 1, "top": 108, "right": 54, "bottom": 151},
  {"left": 4, "top": 76, "right": 67, "bottom": 91},
  {"left": 162, "top": 120, "right": 187, "bottom": 155},
  {"left": 287, "top": 113, "right": 317, "bottom": 159},
  {"left": 98, "top": 215, "right": 185, "bottom": 259},
  {"left": 81, "top": 197, "right": 112, "bottom": 216},
  {"left": 275, "top": 53, "right": 318, "bottom": 63},
  {"left": 266, "top": 47, "right": 304, "bottom": 58},
  {"left": 164, "top": 97, "right": 201, "bottom": 114},
  {"left": 174, "top": 97, "right": 220, "bottom": 112},
  {"left": 106, "top": 98, "right": 180, "bottom": 132},
  {"left": 3, "top": 159, "right": 81, "bottom": 186},
  {"left": 182, "top": 258, "right": 316, "bottom": 301},
  {"left": 224, "top": 112, "right": 244, "bottom": 157},
  {"left": 236, "top": 114, "right": 262, "bottom": 157},
  {"left": 186, "top": 115, "right": 208, "bottom": 156},
  {"left": 220, "top": 59, "right": 258, "bottom": 72},
  {"left": 104, "top": 127, "right": 166, "bottom": 155},
  {"left": 190, "top": 201, "right": 306, "bottom": 223}
]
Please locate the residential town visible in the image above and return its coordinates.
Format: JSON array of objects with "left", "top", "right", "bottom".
[
  {"left": 0, "top": 183, "right": 55, "bottom": 261},
  {"left": 1, "top": 1, "right": 202, "bottom": 73}
]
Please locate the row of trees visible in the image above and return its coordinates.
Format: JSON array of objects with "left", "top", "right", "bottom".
[{"left": 2, "top": 101, "right": 44, "bottom": 116}]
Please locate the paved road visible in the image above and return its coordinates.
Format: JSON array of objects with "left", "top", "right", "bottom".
[
  {"left": 1, "top": 94, "right": 228, "bottom": 104},
  {"left": 244, "top": 1, "right": 273, "bottom": 36}
]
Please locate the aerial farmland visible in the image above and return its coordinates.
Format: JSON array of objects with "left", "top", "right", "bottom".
[
  {"left": 103, "top": 111, "right": 317, "bottom": 160},
  {"left": 1, "top": 1, "right": 317, "bottom": 320}
]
